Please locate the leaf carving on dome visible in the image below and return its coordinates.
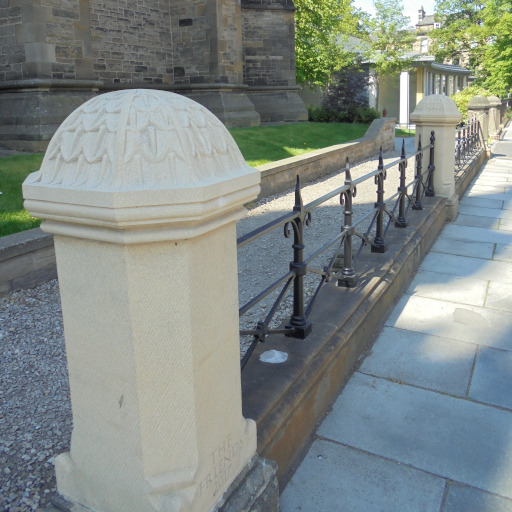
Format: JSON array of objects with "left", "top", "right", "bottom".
[{"left": 38, "top": 90, "right": 251, "bottom": 191}]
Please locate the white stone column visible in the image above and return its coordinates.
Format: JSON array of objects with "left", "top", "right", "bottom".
[
  {"left": 410, "top": 94, "right": 462, "bottom": 219},
  {"left": 399, "top": 71, "right": 410, "bottom": 126},
  {"left": 23, "top": 90, "right": 264, "bottom": 512}
]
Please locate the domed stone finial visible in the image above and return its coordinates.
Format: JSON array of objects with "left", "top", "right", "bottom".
[
  {"left": 23, "top": 89, "right": 261, "bottom": 243},
  {"left": 410, "top": 94, "right": 462, "bottom": 126},
  {"left": 467, "top": 95, "right": 490, "bottom": 110},
  {"left": 487, "top": 95, "right": 501, "bottom": 108}
]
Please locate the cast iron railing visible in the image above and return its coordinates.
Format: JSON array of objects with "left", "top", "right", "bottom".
[
  {"left": 455, "top": 118, "right": 484, "bottom": 179},
  {"left": 239, "top": 133, "right": 436, "bottom": 369}
]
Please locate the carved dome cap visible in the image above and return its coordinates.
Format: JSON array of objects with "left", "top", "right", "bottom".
[
  {"left": 411, "top": 94, "right": 460, "bottom": 119},
  {"left": 488, "top": 95, "right": 501, "bottom": 107},
  {"left": 35, "top": 89, "right": 254, "bottom": 191},
  {"left": 467, "top": 95, "right": 490, "bottom": 109}
]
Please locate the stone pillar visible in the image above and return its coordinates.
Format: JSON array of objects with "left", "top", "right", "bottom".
[
  {"left": 410, "top": 94, "right": 462, "bottom": 219},
  {"left": 488, "top": 95, "right": 502, "bottom": 139},
  {"left": 467, "top": 95, "right": 490, "bottom": 142},
  {"left": 23, "top": 90, "right": 278, "bottom": 512}
]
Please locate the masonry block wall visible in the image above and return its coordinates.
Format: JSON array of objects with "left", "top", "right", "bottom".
[{"left": 241, "top": 0, "right": 295, "bottom": 87}]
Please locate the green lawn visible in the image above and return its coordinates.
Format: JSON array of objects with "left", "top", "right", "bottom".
[
  {"left": 0, "top": 122, "right": 378, "bottom": 237},
  {"left": 0, "top": 154, "right": 44, "bottom": 237},
  {"left": 229, "top": 122, "right": 369, "bottom": 166},
  {"left": 395, "top": 127, "right": 416, "bottom": 138}
]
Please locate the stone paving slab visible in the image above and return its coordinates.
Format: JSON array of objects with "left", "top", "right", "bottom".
[
  {"left": 407, "top": 269, "right": 488, "bottom": 306},
  {"left": 438, "top": 223, "right": 512, "bottom": 246},
  {"left": 359, "top": 326, "right": 475, "bottom": 396},
  {"left": 420, "top": 251, "right": 512, "bottom": 283},
  {"left": 317, "top": 373, "right": 512, "bottom": 499},
  {"left": 280, "top": 440, "right": 445, "bottom": 512},
  {"left": 474, "top": 174, "right": 511, "bottom": 182},
  {"left": 458, "top": 204, "right": 512, "bottom": 220},
  {"left": 467, "top": 190, "right": 512, "bottom": 201},
  {"left": 486, "top": 281, "right": 512, "bottom": 311},
  {"left": 430, "top": 237, "right": 495, "bottom": 259},
  {"left": 386, "top": 295, "right": 512, "bottom": 350},
  {"left": 460, "top": 196, "right": 504, "bottom": 209},
  {"left": 444, "top": 485, "right": 512, "bottom": 512},
  {"left": 498, "top": 218, "right": 512, "bottom": 230},
  {"left": 495, "top": 243, "right": 512, "bottom": 262},
  {"left": 470, "top": 184, "right": 512, "bottom": 193},
  {"left": 454, "top": 213, "right": 500, "bottom": 229},
  {"left": 469, "top": 347, "right": 512, "bottom": 410}
]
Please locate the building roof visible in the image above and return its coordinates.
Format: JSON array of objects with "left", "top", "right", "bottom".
[{"left": 417, "top": 14, "right": 436, "bottom": 27}]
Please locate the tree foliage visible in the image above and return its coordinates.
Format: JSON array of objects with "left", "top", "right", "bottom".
[
  {"left": 430, "top": 0, "right": 486, "bottom": 67},
  {"left": 479, "top": 0, "right": 512, "bottom": 96},
  {"left": 294, "top": 0, "right": 360, "bottom": 85},
  {"left": 360, "top": 0, "right": 416, "bottom": 77},
  {"left": 431, "top": 0, "right": 512, "bottom": 96},
  {"left": 450, "top": 84, "right": 492, "bottom": 120}
]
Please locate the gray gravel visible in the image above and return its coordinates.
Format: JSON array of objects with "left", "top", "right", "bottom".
[{"left": 0, "top": 142, "right": 415, "bottom": 510}]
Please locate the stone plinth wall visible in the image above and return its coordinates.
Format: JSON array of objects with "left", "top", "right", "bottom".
[
  {"left": 259, "top": 117, "right": 396, "bottom": 198},
  {"left": 0, "top": 228, "right": 56, "bottom": 297}
]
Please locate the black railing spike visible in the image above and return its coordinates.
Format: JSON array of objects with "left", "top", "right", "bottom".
[
  {"left": 425, "top": 130, "right": 435, "bottom": 197},
  {"left": 294, "top": 175, "right": 303, "bottom": 210},
  {"left": 372, "top": 146, "right": 387, "bottom": 253},
  {"left": 417, "top": 133, "right": 422, "bottom": 151},
  {"left": 396, "top": 138, "right": 407, "bottom": 227},
  {"left": 344, "top": 156, "right": 352, "bottom": 183},
  {"left": 413, "top": 130, "right": 423, "bottom": 210}
]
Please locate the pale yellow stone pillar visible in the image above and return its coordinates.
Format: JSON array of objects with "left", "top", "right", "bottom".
[
  {"left": 467, "top": 95, "right": 490, "bottom": 142},
  {"left": 23, "top": 90, "right": 261, "bottom": 512},
  {"left": 410, "top": 94, "right": 462, "bottom": 219},
  {"left": 488, "top": 95, "right": 502, "bottom": 139}
]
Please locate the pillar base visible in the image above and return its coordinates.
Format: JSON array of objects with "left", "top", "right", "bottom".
[
  {"left": 246, "top": 87, "right": 308, "bottom": 123},
  {"left": 174, "top": 84, "right": 261, "bottom": 128},
  {"left": 46, "top": 456, "right": 279, "bottom": 512},
  {"left": 0, "top": 80, "right": 100, "bottom": 152}
]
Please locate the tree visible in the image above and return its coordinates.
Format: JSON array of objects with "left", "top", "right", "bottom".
[
  {"left": 430, "top": 0, "right": 512, "bottom": 96},
  {"left": 360, "top": 0, "right": 416, "bottom": 77},
  {"left": 294, "top": 0, "right": 360, "bottom": 85},
  {"left": 479, "top": 0, "right": 512, "bottom": 96},
  {"left": 430, "top": 0, "right": 487, "bottom": 68}
]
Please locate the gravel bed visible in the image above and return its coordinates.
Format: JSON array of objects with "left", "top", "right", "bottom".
[{"left": 0, "top": 145, "right": 416, "bottom": 510}]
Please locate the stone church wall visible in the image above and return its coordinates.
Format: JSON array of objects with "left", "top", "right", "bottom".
[
  {"left": 90, "top": 0, "right": 173, "bottom": 84},
  {"left": 242, "top": 3, "right": 295, "bottom": 87}
]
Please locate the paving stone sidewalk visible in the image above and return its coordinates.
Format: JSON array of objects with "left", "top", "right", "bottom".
[{"left": 281, "top": 128, "right": 512, "bottom": 512}]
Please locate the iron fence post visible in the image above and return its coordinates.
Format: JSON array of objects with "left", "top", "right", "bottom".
[
  {"left": 412, "top": 134, "right": 423, "bottom": 210},
  {"left": 341, "top": 157, "right": 358, "bottom": 286},
  {"left": 456, "top": 130, "right": 461, "bottom": 168},
  {"left": 285, "top": 177, "right": 312, "bottom": 338},
  {"left": 395, "top": 139, "right": 407, "bottom": 227},
  {"left": 371, "top": 147, "right": 388, "bottom": 252},
  {"left": 425, "top": 130, "right": 435, "bottom": 197}
]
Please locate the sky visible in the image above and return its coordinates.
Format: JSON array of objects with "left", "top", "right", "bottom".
[{"left": 352, "top": 0, "right": 437, "bottom": 28}]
